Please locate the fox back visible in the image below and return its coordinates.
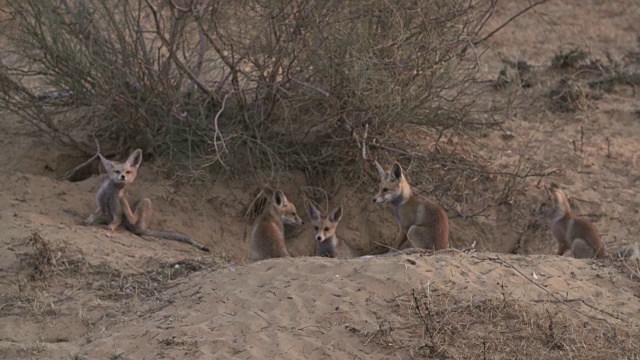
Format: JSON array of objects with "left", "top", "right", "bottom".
[
  {"left": 308, "top": 203, "right": 354, "bottom": 258},
  {"left": 546, "top": 183, "right": 609, "bottom": 259},
  {"left": 372, "top": 161, "right": 449, "bottom": 251},
  {"left": 250, "top": 188, "right": 303, "bottom": 261}
]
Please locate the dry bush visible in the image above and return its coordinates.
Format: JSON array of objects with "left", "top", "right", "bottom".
[
  {"left": 551, "top": 48, "right": 588, "bottom": 69},
  {"left": 92, "top": 257, "right": 227, "bottom": 302},
  {"left": 353, "top": 285, "right": 640, "bottom": 360},
  {"left": 0, "top": 0, "right": 503, "bottom": 182},
  {"left": 495, "top": 59, "right": 533, "bottom": 89},
  {"left": 548, "top": 78, "right": 590, "bottom": 113},
  {"left": 15, "top": 232, "right": 86, "bottom": 279}
]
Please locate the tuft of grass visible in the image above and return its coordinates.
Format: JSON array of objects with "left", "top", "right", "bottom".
[
  {"left": 548, "top": 78, "right": 590, "bottom": 112},
  {"left": 110, "top": 351, "right": 124, "bottom": 360},
  {"left": 551, "top": 48, "right": 589, "bottom": 69},
  {"left": 15, "top": 232, "right": 87, "bottom": 279}
]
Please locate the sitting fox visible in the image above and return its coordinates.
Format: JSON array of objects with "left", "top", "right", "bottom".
[
  {"left": 308, "top": 203, "right": 355, "bottom": 258},
  {"left": 82, "top": 149, "right": 209, "bottom": 252},
  {"left": 544, "top": 182, "right": 609, "bottom": 259},
  {"left": 372, "top": 161, "right": 449, "bottom": 252},
  {"left": 249, "top": 187, "right": 304, "bottom": 262}
]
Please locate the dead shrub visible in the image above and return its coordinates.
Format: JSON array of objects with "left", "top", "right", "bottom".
[
  {"left": 495, "top": 59, "right": 533, "bottom": 89},
  {"left": 0, "top": 0, "right": 504, "bottom": 183},
  {"left": 548, "top": 78, "right": 590, "bottom": 112},
  {"left": 16, "top": 232, "right": 86, "bottom": 279},
  {"left": 353, "top": 285, "right": 640, "bottom": 359},
  {"left": 92, "top": 257, "right": 227, "bottom": 301},
  {"left": 551, "top": 48, "right": 588, "bottom": 69}
]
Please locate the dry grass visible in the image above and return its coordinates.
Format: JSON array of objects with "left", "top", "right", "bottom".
[
  {"left": 92, "top": 256, "right": 227, "bottom": 302},
  {"left": 15, "top": 232, "right": 87, "bottom": 279},
  {"left": 352, "top": 282, "right": 640, "bottom": 359}
]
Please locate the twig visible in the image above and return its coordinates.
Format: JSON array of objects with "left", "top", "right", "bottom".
[
  {"left": 344, "top": 120, "right": 377, "bottom": 182},
  {"left": 145, "top": 0, "right": 213, "bottom": 97},
  {"left": 211, "top": 93, "right": 231, "bottom": 168},
  {"left": 57, "top": 136, "right": 102, "bottom": 181},
  {"left": 473, "top": 0, "right": 550, "bottom": 45},
  {"left": 290, "top": 77, "right": 330, "bottom": 97}
]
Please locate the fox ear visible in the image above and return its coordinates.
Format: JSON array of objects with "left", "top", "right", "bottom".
[
  {"left": 329, "top": 206, "right": 343, "bottom": 223},
  {"left": 125, "top": 149, "right": 143, "bottom": 169},
  {"left": 308, "top": 203, "right": 320, "bottom": 221},
  {"left": 99, "top": 154, "right": 115, "bottom": 172},
  {"left": 273, "top": 190, "right": 288, "bottom": 207},
  {"left": 390, "top": 162, "right": 403, "bottom": 181},
  {"left": 374, "top": 161, "right": 386, "bottom": 180}
]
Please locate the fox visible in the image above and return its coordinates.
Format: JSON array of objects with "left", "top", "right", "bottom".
[
  {"left": 81, "top": 149, "right": 209, "bottom": 252},
  {"left": 308, "top": 203, "right": 355, "bottom": 258},
  {"left": 250, "top": 187, "right": 304, "bottom": 262},
  {"left": 544, "top": 182, "right": 608, "bottom": 259},
  {"left": 372, "top": 161, "right": 449, "bottom": 252}
]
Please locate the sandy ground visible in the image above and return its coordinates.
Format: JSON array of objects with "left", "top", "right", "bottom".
[{"left": 0, "top": 1, "right": 640, "bottom": 359}]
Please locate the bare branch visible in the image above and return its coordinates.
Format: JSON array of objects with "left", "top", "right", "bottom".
[{"left": 473, "top": 0, "right": 550, "bottom": 45}]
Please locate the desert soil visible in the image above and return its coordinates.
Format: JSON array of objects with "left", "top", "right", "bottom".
[{"left": 1, "top": 1, "right": 640, "bottom": 359}]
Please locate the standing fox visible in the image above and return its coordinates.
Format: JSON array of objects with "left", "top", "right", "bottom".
[
  {"left": 82, "top": 149, "right": 209, "bottom": 252},
  {"left": 544, "top": 182, "right": 608, "bottom": 259},
  {"left": 372, "top": 161, "right": 449, "bottom": 252},
  {"left": 250, "top": 187, "right": 304, "bottom": 262},
  {"left": 308, "top": 203, "right": 355, "bottom": 258}
]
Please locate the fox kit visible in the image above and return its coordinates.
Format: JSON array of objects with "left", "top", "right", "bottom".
[
  {"left": 82, "top": 149, "right": 209, "bottom": 252},
  {"left": 250, "top": 188, "right": 304, "bottom": 262},
  {"left": 373, "top": 161, "right": 449, "bottom": 252},
  {"left": 308, "top": 203, "right": 355, "bottom": 258},
  {"left": 544, "top": 182, "right": 608, "bottom": 259}
]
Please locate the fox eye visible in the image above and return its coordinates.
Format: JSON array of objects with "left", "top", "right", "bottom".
[
  {"left": 324, "top": 227, "right": 329, "bottom": 232},
  {"left": 114, "top": 170, "right": 121, "bottom": 174},
  {"left": 313, "top": 226, "right": 319, "bottom": 231},
  {"left": 125, "top": 170, "right": 132, "bottom": 174},
  {"left": 292, "top": 212, "right": 297, "bottom": 217}
]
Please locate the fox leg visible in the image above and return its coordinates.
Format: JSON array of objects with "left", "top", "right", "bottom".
[
  {"left": 393, "top": 225, "right": 409, "bottom": 250},
  {"left": 117, "top": 196, "right": 152, "bottom": 233},
  {"left": 406, "top": 225, "right": 434, "bottom": 250},
  {"left": 133, "top": 198, "right": 153, "bottom": 231},
  {"left": 107, "top": 211, "right": 122, "bottom": 232},
  {"left": 82, "top": 207, "right": 102, "bottom": 226},
  {"left": 555, "top": 237, "right": 568, "bottom": 256},
  {"left": 570, "top": 239, "right": 595, "bottom": 259}
]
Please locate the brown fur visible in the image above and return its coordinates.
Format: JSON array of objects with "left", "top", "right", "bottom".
[
  {"left": 250, "top": 188, "right": 303, "bottom": 262},
  {"left": 82, "top": 149, "right": 209, "bottom": 252},
  {"left": 545, "top": 183, "right": 608, "bottom": 259},
  {"left": 308, "top": 203, "right": 355, "bottom": 258},
  {"left": 373, "top": 161, "right": 449, "bottom": 252}
]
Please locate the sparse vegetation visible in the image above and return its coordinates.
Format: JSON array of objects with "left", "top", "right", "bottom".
[
  {"left": 551, "top": 48, "right": 589, "bottom": 69},
  {"left": 15, "top": 231, "right": 87, "bottom": 279},
  {"left": 548, "top": 78, "right": 590, "bottom": 112},
  {"left": 0, "top": 0, "right": 504, "bottom": 183},
  {"left": 352, "top": 282, "right": 640, "bottom": 359}
]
